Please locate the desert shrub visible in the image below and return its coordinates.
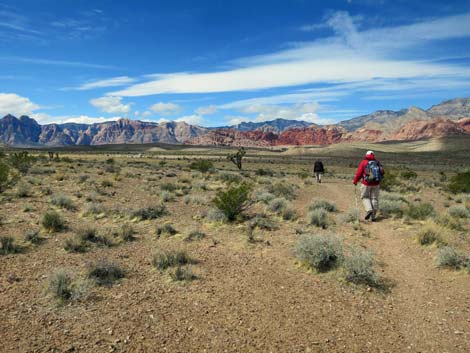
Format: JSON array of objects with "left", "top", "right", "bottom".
[
  {"left": 309, "top": 199, "right": 337, "bottom": 213},
  {"left": 381, "top": 191, "right": 408, "bottom": 203},
  {"left": 77, "top": 226, "right": 98, "bottom": 242},
  {"left": 268, "top": 181, "right": 296, "bottom": 200},
  {"left": 255, "top": 191, "right": 275, "bottom": 204},
  {"left": 213, "top": 183, "right": 251, "bottom": 222},
  {"left": 46, "top": 270, "right": 75, "bottom": 302},
  {"left": 295, "top": 234, "right": 343, "bottom": 272},
  {"left": 131, "top": 205, "right": 168, "bottom": 220},
  {"left": 101, "top": 179, "right": 113, "bottom": 188},
  {"left": 51, "top": 193, "right": 76, "bottom": 210},
  {"left": 184, "top": 230, "right": 206, "bottom": 242},
  {"left": 183, "top": 195, "right": 206, "bottom": 205},
  {"left": 63, "top": 236, "right": 88, "bottom": 253},
  {"left": 307, "top": 208, "right": 330, "bottom": 229},
  {"left": 9, "top": 151, "right": 34, "bottom": 175},
  {"left": 190, "top": 160, "right": 214, "bottom": 173},
  {"left": 447, "top": 205, "right": 469, "bottom": 219},
  {"left": 405, "top": 202, "right": 435, "bottom": 220},
  {"left": 83, "top": 202, "right": 106, "bottom": 217},
  {"left": 16, "top": 182, "right": 31, "bottom": 198},
  {"left": 257, "top": 177, "right": 272, "bottom": 185},
  {"left": 416, "top": 224, "right": 446, "bottom": 246},
  {"left": 160, "top": 182, "right": 177, "bottom": 191},
  {"left": 42, "top": 210, "right": 65, "bottom": 232},
  {"left": 380, "top": 199, "right": 406, "bottom": 218},
  {"left": 152, "top": 250, "right": 193, "bottom": 271},
  {"left": 0, "top": 160, "right": 10, "bottom": 193},
  {"left": 267, "top": 197, "right": 288, "bottom": 213},
  {"left": 255, "top": 168, "right": 274, "bottom": 176},
  {"left": 217, "top": 171, "right": 242, "bottom": 184},
  {"left": 205, "top": 208, "right": 227, "bottom": 222},
  {"left": 436, "top": 214, "right": 463, "bottom": 231},
  {"left": 436, "top": 247, "right": 469, "bottom": 269},
  {"left": 119, "top": 224, "right": 135, "bottom": 242},
  {"left": 250, "top": 215, "right": 278, "bottom": 231},
  {"left": 341, "top": 208, "right": 360, "bottom": 223},
  {"left": 87, "top": 259, "right": 124, "bottom": 286},
  {"left": 169, "top": 266, "right": 197, "bottom": 281},
  {"left": 400, "top": 169, "right": 417, "bottom": 180},
  {"left": 160, "top": 191, "right": 175, "bottom": 202},
  {"left": 156, "top": 224, "right": 177, "bottom": 236},
  {"left": 78, "top": 175, "right": 89, "bottom": 183},
  {"left": 192, "top": 180, "right": 208, "bottom": 191},
  {"left": 343, "top": 248, "right": 379, "bottom": 287},
  {"left": 24, "top": 230, "right": 42, "bottom": 244},
  {"left": 0, "top": 236, "right": 21, "bottom": 255},
  {"left": 281, "top": 206, "right": 297, "bottom": 221},
  {"left": 448, "top": 170, "right": 470, "bottom": 194},
  {"left": 380, "top": 171, "right": 398, "bottom": 192}
]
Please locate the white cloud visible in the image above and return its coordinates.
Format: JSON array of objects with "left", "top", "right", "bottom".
[
  {"left": 141, "top": 110, "right": 152, "bottom": 118},
  {"left": 174, "top": 114, "right": 204, "bottom": 125},
  {"left": 109, "top": 12, "right": 470, "bottom": 97},
  {"left": 195, "top": 105, "right": 218, "bottom": 115},
  {"left": 90, "top": 96, "right": 131, "bottom": 114},
  {"left": 0, "top": 93, "right": 40, "bottom": 116},
  {"left": 149, "top": 102, "right": 181, "bottom": 114},
  {"left": 74, "top": 76, "right": 136, "bottom": 90},
  {"left": 31, "top": 113, "right": 121, "bottom": 125}
]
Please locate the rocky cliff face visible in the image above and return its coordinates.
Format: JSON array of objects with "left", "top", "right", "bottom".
[
  {"left": 427, "top": 98, "right": 470, "bottom": 118},
  {"left": 0, "top": 116, "right": 207, "bottom": 146},
  {"left": 392, "top": 118, "right": 470, "bottom": 140}
]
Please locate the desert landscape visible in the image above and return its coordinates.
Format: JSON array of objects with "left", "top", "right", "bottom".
[{"left": 0, "top": 136, "right": 469, "bottom": 352}]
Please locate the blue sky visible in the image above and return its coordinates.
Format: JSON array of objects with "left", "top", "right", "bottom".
[{"left": 0, "top": 0, "right": 469, "bottom": 127}]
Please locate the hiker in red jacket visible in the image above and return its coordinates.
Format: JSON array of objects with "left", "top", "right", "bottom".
[{"left": 353, "top": 150, "right": 385, "bottom": 221}]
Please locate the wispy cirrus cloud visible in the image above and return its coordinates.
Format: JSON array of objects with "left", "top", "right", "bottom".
[
  {"left": 69, "top": 76, "right": 136, "bottom": 90},
  {"left": 0, "top": 56, "right": 118, "bottom": 69},
  {"left": 110, "top": 12, "right": 470, "bottom": 97}
]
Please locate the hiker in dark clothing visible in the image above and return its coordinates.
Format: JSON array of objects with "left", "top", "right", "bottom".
[{"left": 313, "top": 160, "right": 324, "bottom": 183}]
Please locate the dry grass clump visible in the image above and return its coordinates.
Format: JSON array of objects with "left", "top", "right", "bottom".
[
  {"left": 183, "top": 195, "right": 206, "bottom": 205},
  {"left": 152, "top": 250, "right": 194, "bottom": 271},
  {"left": 118, "top": 224, "right": 135, "bottom": 242},
  {"left": 0, "top": 236, "right": 22, "bottom": 255},
  {"left": 249, "top": 215, "right": 278, "bottom": 231},
  {"left": 447, "top": 205, "right": 469, "bottom": 219},
  {"left": 309, "top": 199, "right": 337, "bottom": 212},
  {"left": 216, "top": 171, "right": 242, "bottom": 184},
  {"left": 416, "top": 223, "right": 447, "bottom": 246},
  {"left": 131, "top": 204, "right": 168, "bottom": 220},
  {"left": 267, "top": 181, "right": 296, "bottom": 200},
  {"left": 42, "top": 210, "right": 65, "bottom": 232},
  {"left": 205, "top": 208, "right": 227, "bottom": 223},
  {"left": 63, "top": 236, "right": 88, "bottom": 253},
  {"left": 169, "top": 266, "right": 197, "bottom": 282},
  {"left": 51, "top": 193, "right": 76, "bottom": 210},
  {"left": 341, "top": 208, "right": 360, "bottom": 224},
  {"left": 87, "top": 259, "right": 125, "bottom": 286},
  {"left": 46, "top": 270, "right": 89, "bottom": 303},
  {"left": 343, "top": 247, "right": 379, "bottom": 287},
  {"left": 436, "top": 247, "right": 469, "bottom": 270},
  {"left": 83, "top": 202, "right": 106, "bottom": 218},
  {"left": 156, "top": 224, "right": 178, "bottom": 237},
  {"left": 184, "top": 230, "right": 206, "bottom": 242},
  {"left": 16, "top": 182, "right": 31, "bottom": 198},
  {"left": 255, "top": 191, "right": 275, "bottom": 204},
  {"left": 405, "top": 202, "right": 435, "bottom": 220},
  {"left": 160, "top": 190, "right": 175, "bottom": 202},
  {"left": 24, "top": 230, "right": 43, "bottom": 244},
  {"left": 307, "top": 208, "right": 330, "bottom": 229},
  {"left": 295, "top": 234, "right": 343, "bottom": 272}
]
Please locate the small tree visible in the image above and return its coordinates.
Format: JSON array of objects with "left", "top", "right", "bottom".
[
  {"left": 0, "top": 160, "right": 10, "bottom": 193},
  {"left": 9, "top": 151, "right": 34, "bottom": 175},
  {"left": 213, "top": 183, "right": 251, "bottom": 221},
  {"left": 227, "top": 147, "right": 246, "bottom": 170}
]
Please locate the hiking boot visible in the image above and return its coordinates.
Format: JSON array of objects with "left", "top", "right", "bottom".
[{"left": 365, "top": 210, "right": 374, "bottom": 220}]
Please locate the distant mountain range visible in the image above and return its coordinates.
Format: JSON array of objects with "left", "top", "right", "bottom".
[{"left": 0, "top": 98, "right": 469, "bottom": 147}]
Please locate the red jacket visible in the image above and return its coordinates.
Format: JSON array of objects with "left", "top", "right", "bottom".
[{"left": 353, "top": 155, "right": 384, "bottom": 186}]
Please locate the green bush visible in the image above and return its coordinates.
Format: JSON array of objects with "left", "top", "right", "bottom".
[
  {"left": 160, "top": 182, "right": 177, "bottom": 191},
  {"left": 9, "top": 151, "right": 34, "bottom": 175},
  {"left": 380, "top": 171, "right": 398, "bottom": 192},
  {"left": 42, "top": 210, "right": 65, "bottom": 232},
  {"left": 217, "top": 171, "right": 242, "bottom": 184},
  {"left": 255, "top": 168, "right": 274, "bottom": 176},
  {"left": 184, "top": 230, "right": 206, "bottom": 242},
  {"left": 307, "top": 208, "right": 330, "bottom": 229},
  {"left": 295, "top": 234, "right": 343, "bottom": 272},
  {"left": 343, "top": 248, "right": 379, "bottom": 287},
  {"left": 190, "top": 160, "right": 214, "bottom": 173},
  {"left": 24, "top": 230, "right": 43, "bottom": 244},
  {"left": 380, "top": 199, "right": 406, "bottom": 218},
  {"left": 213, "top": 183, "right": 251, "bottom": 222},
  {"left": 405, "top": 202, "right": 435, "bottom": 220},
  {"left": 309, "top": 199, "right": 337, "bottom": 212},
  {"left": 156, "top": 224, "right": 177, "bottom": 236},
  {"left": 87, "top": 259, "right": 124, "bottom": 286},
  {"left": 436, "top": 247, "right": 469, "bottom": 269},
  {"left": 448, "top": 170, "right": 470, "bottom": 194},
  {"left": 16, "top": 182, "right": 31, "bottom": 198}
]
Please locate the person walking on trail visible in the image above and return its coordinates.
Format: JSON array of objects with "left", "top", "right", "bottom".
[
  {"left": 313, "top": 160, "right": 324, "bottom": 183},
  {"left": 353, "top": 151, "right": 385, "bottom": 221}
]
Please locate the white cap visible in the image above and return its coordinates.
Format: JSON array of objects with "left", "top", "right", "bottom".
[{"left": 366, "top": 150, "right": 375, "bottom": 155}]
